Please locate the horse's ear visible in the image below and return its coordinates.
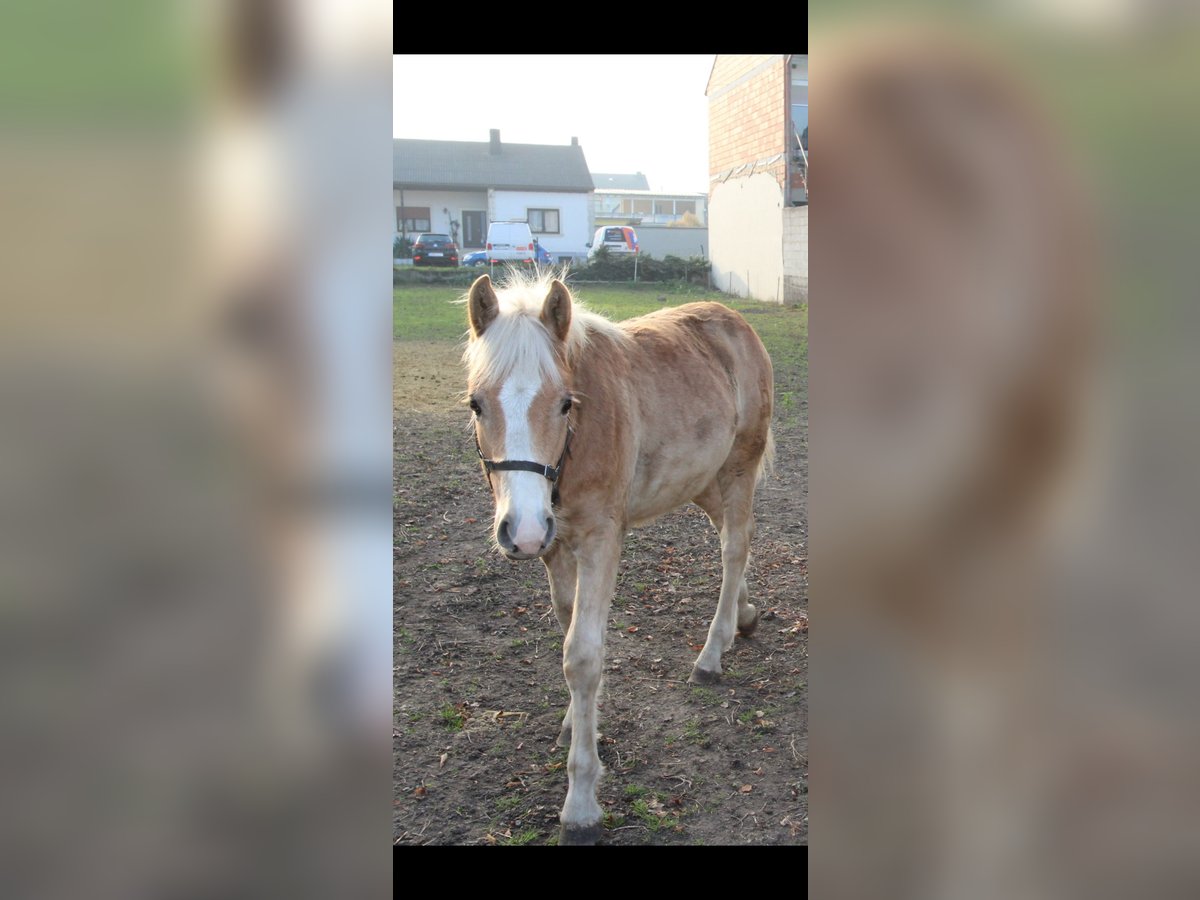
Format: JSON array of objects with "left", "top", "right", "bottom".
[
  {"left": 467, "top": 275, "right": 499, "bottom": 338},
  {"left": 541, "top": 279, "right": 572, "bottom": 343}
]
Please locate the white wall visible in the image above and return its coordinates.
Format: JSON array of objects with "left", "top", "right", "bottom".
[
  {"left": 392, "top": 189, "right": 488, "bottom": 241},
  {"left": 491, "top": 191, "right": 592, "bottom": 258},
  {"left": 782, "top": 205, "right": 807, "bottom": 303},
  {"left": 709, "top": 173, "right": 784, "bottom": 303}
]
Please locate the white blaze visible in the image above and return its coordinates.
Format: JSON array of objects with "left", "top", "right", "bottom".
[{"left": 498, "top": 375, "right": 553, "bottom": 553}]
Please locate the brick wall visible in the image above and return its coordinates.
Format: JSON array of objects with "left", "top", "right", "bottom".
[
  {"left": 782, "top": 205, "right": 808, "bottom": 303},
  {"left": 707, "top": 55, "right": 787, "bottom": 190}
]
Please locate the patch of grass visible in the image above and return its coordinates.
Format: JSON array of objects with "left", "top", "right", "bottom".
[
  {"left": 623, "top": 784, "right": 649, "bottom": 799},
  {"left": 510, "top": 638, "right": 527, "bottom": 650},
  {"left": 494, "top": 795, "right": 522, "bottom": 812},
  {"left": 501, "top": 829, "right": 540, "bottom": 846},
  {"left": 630, "top": 796, "right": 683, "bottom": 833},
  {"left": 603, "top": 811, "right": 627, "bottom": 829},
  {"left": 666, "top": 717, "right": 706, "bottom": 748},
  {"left": 690, "top": 686, "right": 720, "bottom": 704},
  {"left": 737, "top": 707, "right": 778, "bottom": 732},
  {"left": 440, "top": 704, "right": 465, "bottom": 732}
]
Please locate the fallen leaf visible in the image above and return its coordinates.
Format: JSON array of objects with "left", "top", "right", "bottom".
[
  {"left": 414, "top": 786, "right": 426, "bottom": 798},
  {"left": 739, "top": 784, "right": 753, "bottom": 793},
  {"left": 626, "top": 626, "right": 639, "bottom": 633},
  {"left": 439, "top": 753, "right": 448, "bottom": 769},
  {"left": 753, "top": 767, "right": 764, "bottom": 776},
  {"left": 762, "top": 747, "right": 777, "bottom": 753}
]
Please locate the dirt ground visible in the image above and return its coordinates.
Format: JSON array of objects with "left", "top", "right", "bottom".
[{"left": 394, "top": 333, "right": 807, "bottom": 846}]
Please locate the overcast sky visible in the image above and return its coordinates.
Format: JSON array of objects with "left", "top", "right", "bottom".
[{"left": 393, "top": 55, "right": 715, "bottom": 194}]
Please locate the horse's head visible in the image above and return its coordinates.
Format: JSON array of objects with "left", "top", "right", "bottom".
[{"left": 463, "top": 273, "right": 575, "bottom": 560}]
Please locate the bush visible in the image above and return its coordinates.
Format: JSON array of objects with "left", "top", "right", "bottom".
[
  {"left": 571, "top": 247, "right": 710, "bottom": 284},
  {"left": 393, "top": 236, "right": 414, "bottom": 259}
]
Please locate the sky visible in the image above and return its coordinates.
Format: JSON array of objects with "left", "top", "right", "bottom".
[{"left": 393, "top": 55, "right": 714, "bottom": 194}]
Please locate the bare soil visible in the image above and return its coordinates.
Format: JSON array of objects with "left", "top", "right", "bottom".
[{"left": 394, "top": 339, "right": 807, "bottom": 846}]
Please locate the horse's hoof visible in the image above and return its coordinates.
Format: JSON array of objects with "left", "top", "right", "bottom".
[
  {"left": 738, "top": 609, "right": 761, "bottom": 638},
  {"left": 558, "top": 821, "right": 603, "bottom": 846},
  {"left": 688, "top": 666, "right": 722, "bottom": 685}
]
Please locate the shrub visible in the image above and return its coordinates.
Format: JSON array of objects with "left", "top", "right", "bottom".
[{"left": 571, "top": 247, "right": 710, "bottom": 285}]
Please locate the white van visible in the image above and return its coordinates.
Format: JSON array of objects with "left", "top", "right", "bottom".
[
  {"left": 486, "top": 221, "right": 536, "bottom": 265},
  {"left": 587, "top": 225, "right": 639, "bottom": 259}
]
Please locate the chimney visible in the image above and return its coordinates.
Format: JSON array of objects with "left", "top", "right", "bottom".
[
  {"left": 489, "top": 129, "right": 501, "bottom": 155},
  {"left": 571, "top": 136, "right": 578, "bottom": 146}
]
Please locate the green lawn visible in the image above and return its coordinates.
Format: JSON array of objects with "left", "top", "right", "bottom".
[{"left": 393, "top": 282, "right": 807, "bottom": 425}]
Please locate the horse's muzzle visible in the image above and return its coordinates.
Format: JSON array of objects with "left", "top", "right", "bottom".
[{"left": 497, "top": 513, "right": 556, "bottom": 559}]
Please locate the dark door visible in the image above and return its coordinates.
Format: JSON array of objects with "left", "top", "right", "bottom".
[{"left": 463, "top": 211, "right": 486, "bottom": 248}]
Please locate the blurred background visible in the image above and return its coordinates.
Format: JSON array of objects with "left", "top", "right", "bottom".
[
  {"left": 0, "top": 1, "right": 391, "bottom": 895},
  {"left": 2, "top": 0, "right": 1200, "bottom": 890},
  {"left": 811, "top": 2, "right": 1200, "bottom": 898}
]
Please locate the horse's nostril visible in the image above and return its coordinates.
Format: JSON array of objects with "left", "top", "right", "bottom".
[
  {"left": 497, "top": 517, "right": 514, "bottom": 550},
  {"left": 543, "top": 516, "right": 557, "bottom": 548}
]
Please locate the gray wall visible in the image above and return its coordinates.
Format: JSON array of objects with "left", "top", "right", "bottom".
[
  {"left": 782, "top": 205, "right": 808, "bottom": 303},
  {"left": 634, "top": 225, "right": 709, "bottom": 260}
]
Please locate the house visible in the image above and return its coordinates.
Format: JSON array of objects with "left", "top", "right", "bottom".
[
  {"left": 591, "top": 172, "right": 709, "bottom": 259},
  {"left": 393, "top": 130, "right": 595, "bottom": 261},
  {"left": 593, "top": 188, "right": 707, "bottom": 227},
  {"left": 592, "top": 172, "right": 651, "bottom": 191},
  {"left": 706, "top": 54, "right": 808, "bottom": 303}
]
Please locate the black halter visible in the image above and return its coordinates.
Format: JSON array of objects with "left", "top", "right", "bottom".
[{"left": 475, "top": 425, "right": 574, "bottom": 507}]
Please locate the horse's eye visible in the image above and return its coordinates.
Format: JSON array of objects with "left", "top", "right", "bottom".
[
  {"left": 469, "top": 398, "right": 481, "bottom": 415},
  {"left": 561, "top": 398, "right": 572, "bottom": 415}
]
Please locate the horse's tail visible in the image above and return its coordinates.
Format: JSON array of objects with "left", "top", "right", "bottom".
[{"left": 756, "top": 426, "right": 776, "bottom": 484}]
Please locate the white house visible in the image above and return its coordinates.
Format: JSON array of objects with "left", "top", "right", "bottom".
[{"left": 393, "top": 130, "right": 595, "bottom": 262}]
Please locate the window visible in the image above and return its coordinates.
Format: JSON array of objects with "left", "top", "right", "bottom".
[
  {"left": 654, "top": 200, "right": 674, "bottom": 216},
  {"left": 675, "top": 200, "right": 696, "bottom": 217},
  {"left": 527, "top": 208, "right": 560, "bottom": 234},
  {"left": 632, "top": 198, "right": 652, "bottom": 216},
  {"left": 397, "top": 206, "right": 431, "bottom": 233},
  {"left": 791, "top": 80, "right": 808, "bottom": 152}
]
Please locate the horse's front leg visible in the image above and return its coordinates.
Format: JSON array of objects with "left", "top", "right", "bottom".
[
  {"left": 558, "top": 528, "right": 622, "bottom": 846},
  {"left": 541, "top": 543, "right": 577, "bottom": 747}
]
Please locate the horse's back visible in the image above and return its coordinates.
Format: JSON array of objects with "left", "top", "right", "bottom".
[{"left": 616, "top": 303, "right": 773, "bottom": 523}]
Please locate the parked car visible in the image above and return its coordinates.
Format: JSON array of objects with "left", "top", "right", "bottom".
[
  {"left": 412, "top": 233, "right": 459, "bottom": 267},
  {"left": 486, "top": 221, "right": 536, "bottom": 265},
  {"left": 586, "top": 225, "right": 639, "bottom": 258},
  {"left": 464, "top": 243, "right": 551, "bottom": 267}
]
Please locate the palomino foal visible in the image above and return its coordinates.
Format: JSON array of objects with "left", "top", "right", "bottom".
[{"left": 463, "top": 273, "right": 774, "bottom": 845}]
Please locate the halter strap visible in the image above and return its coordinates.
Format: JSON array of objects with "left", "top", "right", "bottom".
[{"left": 475, "top": 425, "right": 574, "bottom": 507}]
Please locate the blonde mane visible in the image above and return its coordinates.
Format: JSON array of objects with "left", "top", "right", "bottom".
[{"left": 460, "top": 271, "right": 626, "bottom": 389}]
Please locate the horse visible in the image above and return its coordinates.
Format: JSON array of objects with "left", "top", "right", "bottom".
[{"left": 461, "top": 271, "right": 775, "bottom": 845}]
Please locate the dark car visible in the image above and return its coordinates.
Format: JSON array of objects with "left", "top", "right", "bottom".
[
  {"left": 412, "top": 233, "right": 459, "bottom": 267},
  {"left": 463, "top": 244, "right": 552, "bottom": 267}
]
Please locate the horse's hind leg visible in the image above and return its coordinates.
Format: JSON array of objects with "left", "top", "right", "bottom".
[
  {"left": 542, "top": 544, "right": 577, "bottom": 747},
  {"left": 693, "top": 481, "right": 760, "bottom": 641},
  {"left": 690, "top": 475, "right": 756, "bottom": 684}
]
